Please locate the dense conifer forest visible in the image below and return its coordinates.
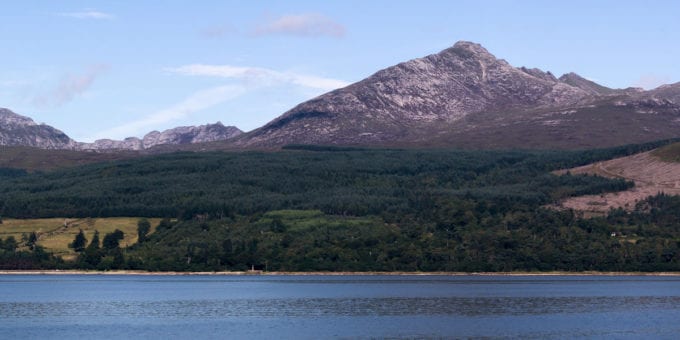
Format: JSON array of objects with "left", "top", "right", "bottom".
[{"left": 2, "top": 140, "right": 680, "bottom": 271}]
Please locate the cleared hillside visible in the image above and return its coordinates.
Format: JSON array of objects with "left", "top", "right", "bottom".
[{"left": 555, "top": 144, "right": 680, "bottom": 214}]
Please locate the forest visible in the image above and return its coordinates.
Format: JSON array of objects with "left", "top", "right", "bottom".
[{"left": 1, "top": 139, "right": 680, "bottom": 272}]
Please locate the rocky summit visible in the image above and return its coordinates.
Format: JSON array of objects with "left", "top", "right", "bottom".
[
  {"left": 0, "top": 108, "right": 77, "bottom": 149},
  {"left": 235, "top": 41, "right": 680, "bottom": 149}
]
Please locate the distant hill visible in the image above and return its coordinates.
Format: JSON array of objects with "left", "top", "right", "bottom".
[
  {"left": 0, "top": 107, "right": 242, "bottom": 151},
  {"left": 233, "top": 41, "right": 680, "bottom": 149}
]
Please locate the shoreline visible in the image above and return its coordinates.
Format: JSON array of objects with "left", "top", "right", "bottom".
[{"left": 1, "top": 270, "right": 679, "bottom": 276}]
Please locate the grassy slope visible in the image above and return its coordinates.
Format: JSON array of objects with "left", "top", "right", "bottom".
[
  {"left": 0, "top": 217, "right": 161, "bottom": 259},
  {"left": 652, "top": 142, "right": 680, "bottom": 162}
]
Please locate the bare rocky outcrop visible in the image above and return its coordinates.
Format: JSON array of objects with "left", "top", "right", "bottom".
[
  {"left": 557, "top": 72, "right": 617, "bottom": 96},
  {"left": 646, "top": 82, "right": 680, "bottom": 103}
]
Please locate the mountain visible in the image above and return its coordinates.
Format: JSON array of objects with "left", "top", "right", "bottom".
[
  {"left": 77, "top": 122, "right": 243, "bottom": 151},
  {"left": 0, "top": 108, "right": 77, "bottom": 149},
  {"left": 234, "top": 41, "right": 680, "bottom": 149}
]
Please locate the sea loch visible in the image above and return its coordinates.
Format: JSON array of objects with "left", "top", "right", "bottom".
[{"left": 1, "top": 274, "right": 679, "bottom": 338}]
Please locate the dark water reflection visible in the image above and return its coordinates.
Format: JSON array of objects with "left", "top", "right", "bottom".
[
  {"left": 1, "top": 275, "right": 680, "bottom": 339},
  {"left": 3, "top": 296, "right": 680, "bottom": 318}
]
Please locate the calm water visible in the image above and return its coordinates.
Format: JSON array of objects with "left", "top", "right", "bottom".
[{"left": 1, "top": 275, "right": 680, "bottom": 339}]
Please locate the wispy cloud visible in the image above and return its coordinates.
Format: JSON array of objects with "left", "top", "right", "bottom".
[
  {"left": 0, "top": 80, "right": 30, "bottom": 87},
  {"left": 88, "top": 85, "right": 245, "bottom": 141},
  {"left": 58, "top": 9, "right": 115, "bottom": 20},
  {"left": 254, "top": 13, "right": 345, "bottom": 38},
  {"left": 200, "top": 25, "right": 237, "bottom": 38},
  {"left": 33, "top": 64, "right": 109, "bottom": 108},
  {"left": 634, "top": 74, "right": 672, "bottom": 90},
  {"left": 168, "top": 64, "right": 349, "bottom": 91}
]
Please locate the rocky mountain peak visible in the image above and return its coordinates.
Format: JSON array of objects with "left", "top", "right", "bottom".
[
  {"left": 558, "top": 72, "right": 616, "bottom": 95},
  {"left": 447, "top": 41, "right": 497, "bottom": 60},
  {"left": 0, "top": 108, "right": 76, "bottom": 149},
  {"left": 239, "top": 40, "right": 596, "bottom": 147},
  {"left": 0, "top": 108, "right": 37, "bottom": 127},
  {"left": 234, "top": 40, "right": 680, "bottom": 150}
]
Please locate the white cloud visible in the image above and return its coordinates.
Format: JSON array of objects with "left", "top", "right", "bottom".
[
  {"left": 634, "top": 74, "right": 672, "bottom": 90},
  {"left": 58, "top": 10, "right": 115, "bottom": 20},
  {"left": 254, "top": 13, "right": 345, "bottom": 38},
  {"left": 168, "top": 64, "right": 349, "bottom": 91},
  {"left": 33, "top": 64, "right": 109, "bottom": 108},
  {"left": 87, "top": 85, "right": 246, "bottom": 141}
]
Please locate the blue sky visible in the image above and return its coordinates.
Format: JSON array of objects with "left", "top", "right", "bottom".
[{"left": 1, "top": 1, "right": 678, "bottom": 142}]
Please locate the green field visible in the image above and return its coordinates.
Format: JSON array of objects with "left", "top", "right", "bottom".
[{"left": 0, "top": 218, "right": 161, "bottom": 259}]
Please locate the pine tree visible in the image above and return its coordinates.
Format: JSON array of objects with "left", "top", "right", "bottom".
[
  {"left": 69, "top": 229, "right": 88, "bottom": 253},
  {"left": 81, "top": 230, "right": 102, "bottom": 268},
  {"left": 87, "top": 230, "right": 100, "bottom": 250},
  {"left": 27, "top": 232, "right": 38, "bottom": 250},
  {"left": 137, "top": 219, "right": 151, "bottom": 243}
]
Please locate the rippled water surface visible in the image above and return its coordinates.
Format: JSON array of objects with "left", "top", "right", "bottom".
[{"left": 1, "top": 275, "right": 680, "bottom": 339}]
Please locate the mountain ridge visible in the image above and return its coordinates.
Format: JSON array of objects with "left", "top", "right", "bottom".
[{"left": 78, "top": 122, "right": 243, "bottom": 151}]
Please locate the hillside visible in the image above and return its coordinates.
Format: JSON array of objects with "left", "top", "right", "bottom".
[
  {"left": 3, "top": 142, "right": 680, "bottom": 271},
  {"left": 0, "top": 144, "right": 653, "bottom": 219},
  {"left": 0, "top": 145, "right": 137, "bottom": 171}
]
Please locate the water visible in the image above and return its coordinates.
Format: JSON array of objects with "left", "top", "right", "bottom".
[{"left": 1, "top": 275, "right": 680, "bottom": 339}]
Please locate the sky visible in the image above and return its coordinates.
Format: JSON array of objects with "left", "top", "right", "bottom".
[{"left": 1, "top": 1, "right": 679, "bottom": 142}]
